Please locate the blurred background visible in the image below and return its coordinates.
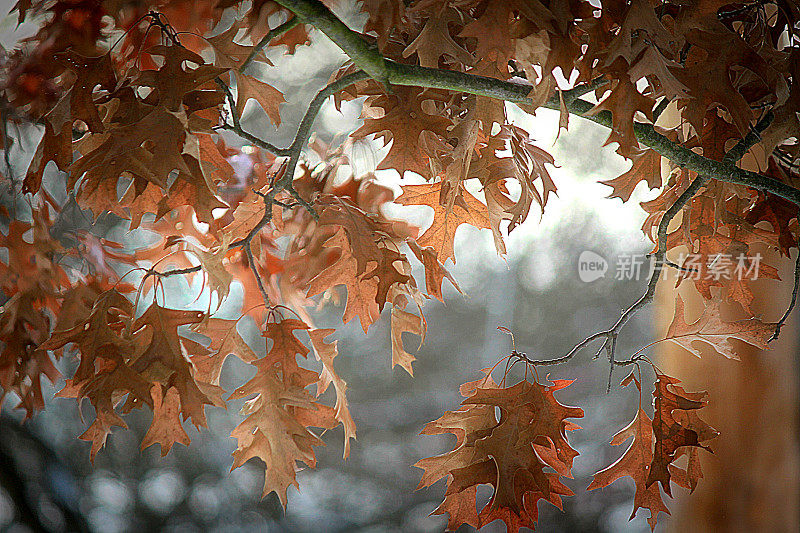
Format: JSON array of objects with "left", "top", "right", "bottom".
[{"left": 1, "top": 4, "right": 797, "bottom": 533}]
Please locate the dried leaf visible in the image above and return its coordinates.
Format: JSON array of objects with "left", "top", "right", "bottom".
[{"left": 665, "top": 295, "right": 776, "bottom": 360}]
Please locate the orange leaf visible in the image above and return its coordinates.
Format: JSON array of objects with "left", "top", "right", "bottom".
[
  {"left": 417, "top": 376, "right": 582, "bottom": 532},
  {"left": 664, "top": 295, "right": 775, "bottom": 360},
  {"left": 141, "top": 385, "right": 191, "bottom": 456},
  {"left": 234, "top": 72, "right": 285, "bottom": 126},
  {"left": 396, "top": 183, "right": 490, "bottom": 263},
  {"left": 309, "top": 328, "right": 357, "bottom": 458},
  {"left": 587, "top": 407, "right": 670, "bottom": 531}
]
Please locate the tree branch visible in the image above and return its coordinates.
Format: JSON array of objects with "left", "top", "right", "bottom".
[
  {"left": 770, "top": 229, "right": 800, "bottom": 342},
  {"left": 532, "top": 175, "right": 708, "bottom": 383},
  {"left": 271, "top": 0, "right": 800, "bottom": 206},
  {"left": 273, "top": 0, "right": 390, "bottom": 84},
  {"left": 244, "top": 241, "right": 270, "bottom": 307},
  {"left": 242, "top": 16, "right": 302, "bottom": 72},
  {"left": 273, "top": 70, "right": 370, "bottom": 196},
  {"left": 214, "top": 78, "right": 292, "bottom": 156},
  {"left": 153, "top": 265, "right": 202, "bottom": 277},
  {"left": 216, "top": 120, "right": 292, "bottom": 156},
  {"left": 531, "top": 112, "right": 777, "bottom": 385},
  {"left": 231, "top": 0, "right": 800, "bottom": 366},
  {"left": 723, "top": 111, "right": 773, "bottom": 164},
  {"left": 153, "top": 71, "right": 370, "bottom": 280},
  {"left": 652, "top": 97, "right": 670, "bottom": 122},
  {"left": 216, "top": 78, "right": 241, "bottom": 130},
  {"left": 548, "top": 98, "right": 800, "bottom": 205}
]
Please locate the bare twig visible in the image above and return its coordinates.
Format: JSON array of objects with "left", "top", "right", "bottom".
[
  {"left": 770, "top": 230, "right": 800, "bottom": 342},
  {"left": 270, "top": 70, "right": 370, "bottom": 218},
  {"left": 216, "top": 76, "right": 242, "bottom": 129},
  {"left": 216, "top": 120, "right": 292, "bottom": 156},
  {"left": 152, "top": 265, "right": 202, "bottom": 277},
  {"left": 652, "top": 98, "right": 670, "bottom": 122},
  {"left": 538, "top": 111, "right": 777, "bottom": 387},
  {"left": 287, "top": 187, "right": 316, "bottom": 213},
  {"left": 661, "top": 257, "right": 696, "bottom": 273},
  {"left": 531, "top": 110, "right": 777, "bottom": 387},
  {"left": 531, "top": 175, "right": 709, "bottom": 387},
  {"left": 561, "top": 76, "right": 607, "bottom": 102},
  {"left": 1, "top": 103, "right": 12, "bottom": 179},
  {"left": 723, "top": 111, "right": 774, "bottom": 164},
  {"left": 244, "top": 241, "right": 271, "bottom": 307},
  {"left": 149, "top": 199, "right": 274, "bottom": 305},
  {"left": 613, "top": 353, "right": 657, "bottom": 369},
  {"left": 718, "top": 0, "right": 771, "bottom": 20},
  {"left": 214, "top": 78, "right": 292, "bottom": 156},
  {"left": 528, "top": 331, "right": 606, "bottom": 367},
  {"left": 241, "top": 17, "right": 302, "bottom": 72}
]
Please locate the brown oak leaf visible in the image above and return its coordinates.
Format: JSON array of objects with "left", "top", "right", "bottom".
[
  {"left": 396, "top": 183, "right": 490, "bottom": 263},
  {"left": 647, "top": 373, "right": 717, "bottom": 494},
  {"left": 664, "top": 295, "right": 776, "bottom": 360},
  {"left": 308, "top": 328, "right": 357, "bottom": 458},
  {"left": 417, "top": 375, "right": 583, "bottom": 532}
]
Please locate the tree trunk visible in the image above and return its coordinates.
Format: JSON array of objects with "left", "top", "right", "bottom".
[
  {"left": 656, "top": 230, "right": 800, "bottom": 531},
  {"left": 658, "top": 274, "right": 799, "bottom": 532}
]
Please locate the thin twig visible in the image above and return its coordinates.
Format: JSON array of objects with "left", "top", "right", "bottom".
[
  {"left": 287, "top": 188, "right": 316, "bottom": 215},
  {"left": 530, "top": 110, "right": 777, "bottom": 387},
  {"left": 152, "top": 265, "right": 202, "bottom": 277},
  {"left": 216, "top": 77, "right": 241, "bottom": 130},
  {"left": 613, "top": 353, "right": 657, "bottom": 369},
  {"left": 1, "top": 103, "right": 12, "bottom": 179},
  {"left": 241, "top": 17, "right": 302, "bottom": 72},
  {"left": 150, "top": 205, "right": 277, "bottom": 279},
  {"left": 218, "top": 69, "right": 370, "bottom": 205},
  {"left": 244, "top": 241, "right": 270, "bottom": 307},
  {"left": 562, "top": 76, "right": 607, "bottom": 102},
  {"left": 770, "top": 229, "right": 800, "bottom": 342},
  {"left": 269, "top": 70, "right": 370, "bottom": 219},
  {"left": 718, "top": 0, "right": 771, "bottom": 19},
  {"left": 661, "top": 257, "right": 697, "bottom": 273},
  {"left": 214, "top": 78, "right": 293, "bottom": 156},
  {"left": 600, "top": 174, "right": 708, "bottom": 390},
  {"left": 652, "top": 98, "right": 670, "bottom": 122},
  {"left": 723, "top": 111, "right": 774, "bottom": 164},
  {"left": 531, "top": 175, "right": 708, "bottom": 388},
  {"left": 216, "top": 120, "right": 292, "bottom": 156}
]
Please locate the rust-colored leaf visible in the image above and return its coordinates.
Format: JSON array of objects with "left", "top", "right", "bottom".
[
  {"left": 417, "top": 375, "right": 583, "bottom": 532},
  {"left": 664, "top": 295, "right": 776, "bottom": 360},
  {"left": 396, "top": 183, "right": 490, "bottom": 263}
]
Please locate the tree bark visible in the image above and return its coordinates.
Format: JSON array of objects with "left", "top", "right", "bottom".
[
  {"left": 655, "top": 119, "right": 800, "bottom": 529},
  {"left": 658, "top": 272, "right": 799, "bottom": 532}
]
